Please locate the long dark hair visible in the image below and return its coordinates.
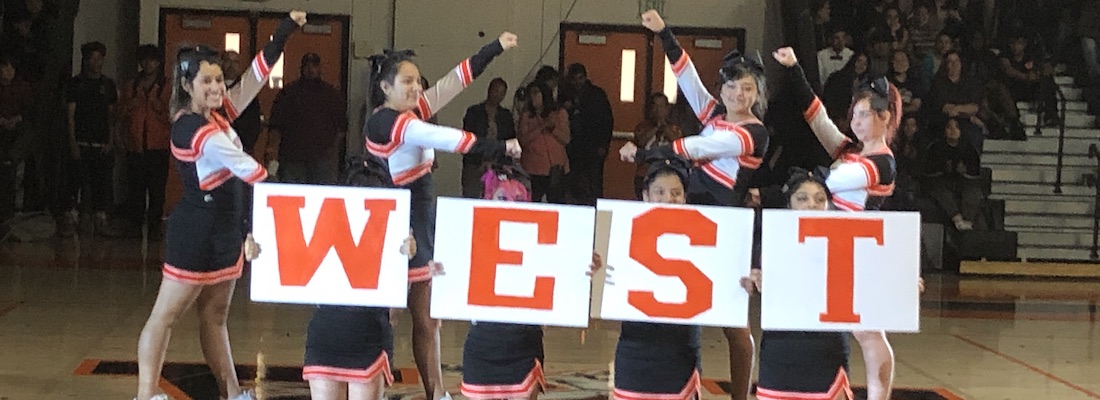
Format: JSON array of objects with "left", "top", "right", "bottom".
[
  {"left": 367, "top": 49, "right": 417, "bottom": 110},
  {"left": 713, "top": 50, "right": 768, "bottom": 120},
  {"left": 783, "top": 168, "right": 833, "bottom": 205},
  {"left": 524, "top": 81, "right": 558, "bottom": 119},
  {"left": 170, "top": 44, "right": 221, "bottom": 117},
  {"left": 642, "top": 153, "right": 691, "bottom": 192}
]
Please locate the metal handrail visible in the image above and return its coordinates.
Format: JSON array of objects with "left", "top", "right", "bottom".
[
  {"left": 1086, "top": 144, "right": 1099, "bottom": 260},
  {"left": 1053, "top": 86, "right": 1067, "bottom": 194}
]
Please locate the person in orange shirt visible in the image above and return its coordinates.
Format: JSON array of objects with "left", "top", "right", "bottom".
[
  {"left": 119, "top": 44, "right": 172, "bottom": 239},
  {"left": 517, "top": 82, "right": 569, "bottom": 203}
]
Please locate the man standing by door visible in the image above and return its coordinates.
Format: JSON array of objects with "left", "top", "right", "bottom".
[
  {"left": 461, "top": 77, "right": 515, "bottom": 198},
  {"left": 119, "top": 44, "right": 170, "bottom": 239},
  {"left": 563, "top": 63, "right": 613, "bottom": 206},
  {"left": 63, "top": 41, "right": 118, "bottom": 236},
  {"left": 266, "top": 53, "right": 347, "bottom": 185}
]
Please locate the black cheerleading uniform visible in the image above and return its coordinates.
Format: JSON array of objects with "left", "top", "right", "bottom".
[
  {"left": 365, "top": 40, "right": 509, "bottom": 283},
  {"left": 612, "top": 323, "right": 702, "bottom": 400},
  {"left": 302, "top": 155, "right": 398, "bottom": 385},
  {"left": 461, "top": 322, "right": 546, "bottom": 399},
  {"left": 634, "top": 27, "right": 770, "bottom": 208},
  {"left": 163, "top": 18, "right": 297, "bottom": 285}
]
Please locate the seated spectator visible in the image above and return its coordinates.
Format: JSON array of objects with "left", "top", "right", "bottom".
[
  {"left": 962, "top": 30, "right": 1026, "bottom": 140},
  {"left": 932, "top": 0, "right": 964, "bottom": 37},
  {"left": 872, "top": 6, "right": 910, "bottom": 52},
  {"left": 919, "top": 118, "right": 985, "bottom": 231},
  {"left": 888, "top": 49, "right": 927, "bottom": 116},
  {"left": 818, "top": 29, "right": 854, "bottom": 85},
  {"left": 885, "top": 116, "right": 927, "bottom": 211},
  {"left": 929, "top": 51, "right": 985, "bottom": 152},
  {"left": 867, "top": 32, "right": 894, "bottom": 77},
  {"left": 632, "top": 93, "right": 683, "bottom": 198},
  {"left": 922, "top": 32, "right": 955, "bottom": 79},
  {"left": 822, "top": 52, "right": 869, "bottom": 127},
  {"left": 1000, "top": 34, "right": 1059, "bottom": 126},
  {"left": 908, "top": 2, "right": 944, "bottom": 59}
]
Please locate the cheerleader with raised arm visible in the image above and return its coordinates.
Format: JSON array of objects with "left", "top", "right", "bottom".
[
  {"left": 134, "top": 10, "right": 306, "bottom": 400},
  {"left": 773, "top": 46, "right": 898, "bottom": 400},
  {"left": 363, "top": 32, "right": 521, "bottom": 400},
  {"left": 620, "top": 10, "right": 768, "bottom": 400}
]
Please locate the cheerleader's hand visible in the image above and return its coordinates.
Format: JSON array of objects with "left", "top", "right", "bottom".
[
  {"left": 619, "top": 141, "right": 638, "bottom": 163},
  {"left": 586, "top": 252, "right": 604, "bottom": 277},
  {"left": 244, "top": 233, "right": 262, "bottom": 261},
  {"left": 505, "top": 138, "right": 522, "bottom": 159},
  {"left": 428, "top": 261, "right": 445, "bottom": 277},
  {"left": 641, "top": 10, "right": 666, "bottom": 32},
  {"left": 740, "top": 268, "right": 761, "bottom": 294},
  {"left": 499, "top": 32, "right": 519, "bottom": 50},
  {"left": 401, "top": 229, "right": 417, "bottom": 260},
  {"left": 918, "top": 277, "right": 925, "bottom": 294},
  {"left": 290, "top": 10, "right": 307, "bottom": 26},
  {"left": 773, "top": 47, "right": 798, "bottom": 67}
]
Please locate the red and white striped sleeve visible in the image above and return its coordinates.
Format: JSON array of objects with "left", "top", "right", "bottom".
[{"left": 200, "top": 132, "right": 267, "bottom": 185}]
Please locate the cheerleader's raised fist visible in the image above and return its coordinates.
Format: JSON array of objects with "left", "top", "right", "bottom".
[
  {"left": 290, "top": 10, "right": 307, "bottom": 26},
  {"left": 641, "top": 10, "right": 665, "bottom": 32},
  {"left": 619, "top": 141, "right": 638, "bottom": 163},
  {"left": 499, "top": 32, "right": 519, "bottom": 51},
  {"left": 505, "top": 138, "right": 522, "bottom": 159},
  {"left": 773, "top": 47, "right": 798, "bottom": 67}
]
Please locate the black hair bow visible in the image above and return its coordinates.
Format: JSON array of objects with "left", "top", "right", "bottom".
[{"left": 861, "top": 75, "right": 891, "bottom": 99}]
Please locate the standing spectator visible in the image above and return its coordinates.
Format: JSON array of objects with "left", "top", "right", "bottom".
[
  {"left": 0, "top": 55, "right": 34, "bottom": 222},
  {"left": 817, "top": 29, "right": 855, "bottom": 85},
  {"left": 63, "top": 41, "right": 117, "bottom": 236},
  {"left": 631, "top": 93, "right": 682, "bottom": 198},
  {"left": 1080, "top": 0, "right": 1100, "bottom": 114},
  {"left": 461, "top": 78, "right": 516, "bottom": 198},
  {"left": 563, "top": 63, "right": 613, "bottom": 206},
  {"left": 0, "top": 13, "right": 42, "bottom": 82},
  {"left": 266, "top": 53, "right": 347, "bottom": 185},
  {"left": 920, "top": 118, "right": 984, "bottom": 231},
  {"left": 221, "top": 51, "right": 263, "bottom": 154},
  {"left": 1000, "top": 34, "right": 1059, "bottom": 127},
  {"left": 118, "top": 44, "right": 171, "bottom": 239},
  {"left": 518, "top": 82, "right": 570, "bottom": 203}
]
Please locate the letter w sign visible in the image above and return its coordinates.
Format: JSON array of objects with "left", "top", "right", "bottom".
[{"left": 250, "top": 183, "right": 412, "bottom": 308}]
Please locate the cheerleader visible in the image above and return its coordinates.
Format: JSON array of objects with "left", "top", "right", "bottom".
[
  {"left": 773, "top": 47, "right": 898, "bottom": 400},
  {"left": 741, "top": 171, "right": 854, "bottom": 400},
  {"left": 134, "top": 11, "right": 306, "bottom": 400},
  {"left": 364, "top": 33, "right": 521, "bottom": 400},
  {"left": 302, "top": 155, "right": 424, "bottom": 400},
  {"left": 620, "top": 10, "right": 768, "bottom": 400},
  {"left": 596, "top": 154, "right": 702, "bottom": 400}
]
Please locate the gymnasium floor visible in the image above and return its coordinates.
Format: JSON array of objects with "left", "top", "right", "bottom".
[{"left": 1, "top": 234, "right": 1098, "bottom": 400}]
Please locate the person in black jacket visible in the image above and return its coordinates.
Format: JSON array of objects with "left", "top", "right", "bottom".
[
  {"left": 563, "top": 63, "right": 613, "bottom": 206},
  {"left": 461, "top": 77, "right": 516, "bottom": 198},
  {"left": 920, "top": 117, "right": 984, "bottom": 231}
]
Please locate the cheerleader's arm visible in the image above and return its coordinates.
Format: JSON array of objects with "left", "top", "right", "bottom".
[
  {"left": 396, "top": 112, "right": 507, "bottom": 158},
  {"left": 202, "top": 133, "right": 268, "bottom": 185},
  {"left": 656, "top": 28, "right": 719, "bottom": 122},
  {"left": 417, "top": 39, "right": 506, "bottom": 120},
  {"left": 785, "top": 63, "right": 850, "bottom": 159},
  {"left": 222, "top": 17, "right": 300, "bottom": 122}
]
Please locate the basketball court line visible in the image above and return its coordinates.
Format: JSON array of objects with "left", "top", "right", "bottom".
[{"left": 952, "top": 334, "right": 1100, "bottom": 399}]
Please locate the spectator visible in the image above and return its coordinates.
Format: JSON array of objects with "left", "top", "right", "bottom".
[
  {"left": 563, "top": 63, "right": 613, "bottom": 206},
  {"left": 920, "top": 118, "right": 984, "bottom": 231},
  {"left": 929, "top": 51, "right": 985, "bottom": 151},
  {"left": 518, "top": 82, "right": 570, "bottom": 203},
  {"left": 867, "top": 32, "right": 894, "bottom": 77},
  {"left": 0, "top": 13, "right": 42, "bottom": 82},
  {"left": 118, "top": 44, "right": 171, "bottom": 239},
  {"left": 631, "top": 93, "right": 683, "bottom": 197},
  {"left": 962, "top": 30, "right": 1027, "bottom": 140},
  {"left": 822, "top": 52, "right": 869, "bottom": 126},
  {"left": 888, "top": 49, "right": 927, "bottom": 116},
  {"left": 461, "top": 77, "right": 516, "bottom": 198},
  {"left": 266, "top": 53, "right": 348, "bottom": 185},
  {"left": 885, "top": 116, "right": 925, "bottom": 211},
  {"left": 1000, "top": 34, "right": 1059, "bottom": 127},
  {"left": 63, "top": 41, "right": 117, "bottom": 236},
  {"left": 932, "top": 0, "right": 964, "bottom": 37},
  {"left": 908, "top": 2, "right": 944, "bottom": 59},
  {"left": 817, "top": 29, "right": 855, "bottom": 85},
  {"left": 0, "top": 54, "right": 34, "bottom": 222},
  {"left": 922, "top": 32, "right": 955, "bottom": 85},
  {"left": 221, "top": 51, "right": 263, "bottom": 154},
  {"left": 1080, "top": 0, "right": 1100, "bottom": 114},
  {"left": 874, "top": 6, "right": 910, "bottom": 51}
]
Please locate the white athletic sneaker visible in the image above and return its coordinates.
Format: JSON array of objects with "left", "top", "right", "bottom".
[{"left": 228, "top": 389, "right": 256, "bottom": 400}]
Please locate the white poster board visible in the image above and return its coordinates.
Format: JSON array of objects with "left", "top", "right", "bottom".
[
  {"left": 760, "top": 210, "right": 921, "bottom": 332},
  {"left": 592, "top": 199, "right": 753, "bottom": 328},
  {"left": 430, "top": 198, "right": 595, "bottom": 328},
  {"left": 250, "top": 183, "right": 411, "bottom": 307}
]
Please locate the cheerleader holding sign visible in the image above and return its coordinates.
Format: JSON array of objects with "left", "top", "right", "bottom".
[{"left": 364, "top": 32, "right": 521, "bottom": 400}]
